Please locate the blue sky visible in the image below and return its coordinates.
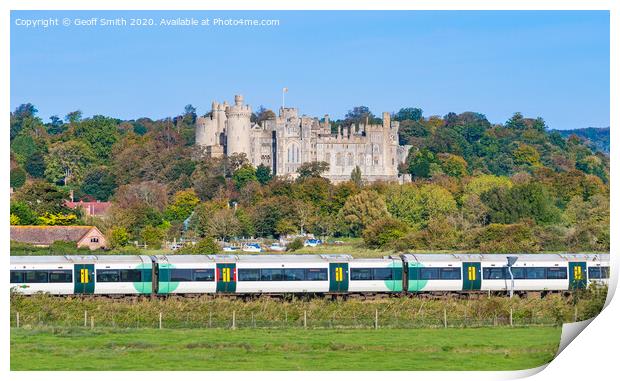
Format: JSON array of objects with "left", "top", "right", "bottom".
[{"left": 11, "top": 10, "right": 609, "bottom": 129}]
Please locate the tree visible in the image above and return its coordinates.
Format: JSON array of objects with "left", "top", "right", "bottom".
[
  {"left": 164, "top": 189, "right": 200, "bottom": 222},
  {"left": 297, "top": 161, "right": 329, "bottom": 180},
  {"left": 10, "top": 167, "right": 27, "bottom": 189},
  {"left": 74, "top": 115, "right": 120, "bottom": 161},
  {"left": 437, "top": 153, "right": 468, "bottom": 178},
  {"left": 65, "top": 110, "right": 83, "bottom": 124},
  {"left": 512, "top": 143, "right": 541, "bottom": 167},
  {"left": 407, "top": 148, "right": 438, "bottom": 179},
  {"left": 340, "top": 190, "right": 390, "bottom": 236},
  {"left": 36, "top": 212, "right": 79, "bottom": 226},
  {"left": 350, "top": 166, "right": 363, "bottom": 187},
  {"left": 79, "top": 166, "right": 117, "bottom": 201},
  {"left": 343, "top": 106, "right": 376, "bottom": 126},
  {"left": 207, "top": 208, "right": 241, "bottom": 241},
  {"left": 385, "top": 184, "right": 457, "bottom": 229},
  {"left": 362, "top": 217, "right": 410, "bottom": 249},
  {"left": 395, "top": 107, "right": 423, "bottom": 122},
  {"left": 108, "top": 226, "right": 130, "bottom": 248},
  {"left": 113, "top": 181, "right": 168, "bottom": 212},
  {"left": 44, "top": 140, "right": 96, "bottom": 185},
  {"left": 232, "top": 164, "right": 258, "bottom": 189},
  {"left": 47, "top": 115, "right": 65, "bottom": 135},
  {"left": 11, "top": 103, "right": 42, "bottom": 140},
  {"left": 480, "top": 183, "right": 560, "bottom": 225},
  {"left": 256, "top": 164, "right": 272, "bottom": 185},
  {"left": 141, "top": 225, "right": 164, "bottom": 249},
  {"left": 10, "top": 202, "right": 37, "bottom": 225},
  {"left": 13, "top": 180, "right": 70, "bottom": 215},
  {"left": 252, "top": 106, "right": 276, "bottom": 124}
]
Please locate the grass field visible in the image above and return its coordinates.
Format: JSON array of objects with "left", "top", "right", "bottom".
[{"left": 11, "top": 326, "right": 560, "bottom": 371}]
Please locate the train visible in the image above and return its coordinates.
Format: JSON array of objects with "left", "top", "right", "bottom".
[{"left": 10, "top": 253, "right": 610, "bottom": 296}]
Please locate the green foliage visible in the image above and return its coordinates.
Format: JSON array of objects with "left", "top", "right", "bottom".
[
  {"left": 141, "top": 225, "right": 164, "bottom": 249},
  {"left": 108, "top": 226, "right": 130, "bottom": 248},
  {"left": 10, "top": 202, "right": 37, "bottom": 225},
  {"left": 481, "top": 183, "right": 560, "bottom": 225},
  {"left": 469, "top": 223, "right": 539, "bottom": 253},
  {"left": 386, "top": 184, "right": 457, "bottom": 229},
  {"left": 10, "top": 167, "right": 27, "bottom": 189},
  {"left": 232, "top": 165, "right": 258, "bottom": 189},
  {"left": 13, "top": 181, "right": 70, "bottom": 215},
  {"left": 10, "top": 214, "right": 20, "bottom": 225},
  {"left": 296, "top": 161, "right": 329, "bottom": 180},
  {"left": 44, "top": 141, "right": 96, "bottom": 185},
  {"left": 164, "top": 189, "right": 200, "bottom": 222},
  {"left": 437, "top": 153, "right": 468, "bottom": 178},
  {"left": 350, "top": 166, "right": 363, "bottom": 187},
  {"left": 286, "top": 238, "right": 304, "bottom": 252},
  {"left": 255, "top": 164, "right": 273, "bottom": 185},
  {"left": 79, "top": 166, "right": 117, "bottom": 201},
  {"left": 36, "top": 212, "right": 79, "bottom": 226},
  {"left": 362, "top": 218, "right": 410, "bottom": 249},
  {"left": 512, "top": 143, "right": 541, "bottom": 167},
  {"left": 407, "top": 148, "right": 437, "bottom": 179},
  {"left": 340, "top": 190, "right": 389, "bottom": 236},
  {"left": 177, "top": 237, "right": 220, "bottom": 254},
  {"left": 73, "top": 115, "right": 120, "bottom": 161}
]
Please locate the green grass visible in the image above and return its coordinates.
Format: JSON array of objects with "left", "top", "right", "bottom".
[{"left": 11, "top": 326, "right": 560, "bottom": 371}]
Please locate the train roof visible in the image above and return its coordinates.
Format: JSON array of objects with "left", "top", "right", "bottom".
[
  {"left": 10, "top": 255, "right": 152, "bottom": 265},
  {"left": 401, "top": 253, "right": 609, "bottom": 262}
]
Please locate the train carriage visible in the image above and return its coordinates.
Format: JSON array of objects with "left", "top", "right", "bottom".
[
  {"left": 10, "top": 256, "right": 74, "bottom": 295},
  {"left": 155, "top": 255, "right": 217, "bottom": 294},
  {"left": 234, "top": 255, "right": 339, "bottom": 294},
  {"left": 348, "top": 258, "right": 403, "bottom": 293},
  {"left": 402, "top": 254, "right": 467, "bottom": 292}
]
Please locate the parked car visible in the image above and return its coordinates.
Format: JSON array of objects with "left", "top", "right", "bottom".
[
  {"left": 223, "top": 246, "right": 241, "bottom": 252},
  {"left": 242, "top": 243, "right": 263, "bottom": 252},
  {"left": 269, "top": 243, "right": 286, "bottom": 252},
  {"left": 304, "top": 239, "right": 322, "bottom": 247}
]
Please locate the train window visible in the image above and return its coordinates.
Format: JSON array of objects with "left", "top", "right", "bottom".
[
  {"left": 306, "top": 268, "right": 327, "bottom": 281},
  {"left": 373, "top": 268, "right": 393, "bottom": 280},
  {"left": 510, "top": 267, "right": 526, "bottom": 279},
  {"left": 284, "top": 269, "right": 306, "bottom": 281},
  {"left": 238, "top": 269, "right": 260, "bottom": 281},
  {"left": 97, "top": 270, "right": 120, "bottom": 282},
  {"left": 170, "top": 269, "right": 193, "bottom": 282},
  {"left": 420, "top": 268, "right": 440, "bottom": 280},
  {"left": 120, "top": 270, "right": 142, "bottom": 282},
  {"left": 526, "top": 268, "right": 546, "bottom": 279},
  {"left": 10, "top": 271, "right": 24, "bottom": 283},
  {"left": 546, "top": 267, "right": 567, "bottom": 279},
  {"left": 588, "top": 266, "right": 609, "bottom": 279},
  {"left": 49, "top": 270, "right": 72, "bottom": 283},
  {"left": 483, "top": 268, "right": 505, "bottom": 280},
  {"left": 351, "top": 268, "right": 372, "bottom": 281},
  {"left": 23, "top": 271, "right": 49, "bottom": 283},
  {"left": 260, "top": 269, "right": 284, "bottom": 281},
  {"left": 440, "top": 268, "right": 461, "bottom": 280},
  {"left": 193, "top": 269, "right": 215, "bottom": 281}
]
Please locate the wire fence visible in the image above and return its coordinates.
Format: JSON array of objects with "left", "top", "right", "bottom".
[{"left": 11, "top": 308, "right": 561, "bottom": 330}]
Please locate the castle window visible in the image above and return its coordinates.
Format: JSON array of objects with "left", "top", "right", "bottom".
[
  {"left": 336, "top": 153, "right": 344, "bottom": 166},
  {"left": 347, "top": 153, "right": 353, "bottom": 166}
]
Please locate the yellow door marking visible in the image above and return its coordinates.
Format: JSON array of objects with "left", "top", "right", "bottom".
[
  {"left": 574, "top": 266, "right": 582, "bottom": 280},
  {"left": 468, "top": 266, "right": 476, "bottom": 281}
]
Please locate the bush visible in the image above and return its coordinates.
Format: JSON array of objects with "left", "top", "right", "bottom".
[
  {"left": 177, "top": 237, "right": 220, "bottom": 254},
  {"left": 108, "top": 226, "right": 130, "bottom": 249},
  {"left": 467, "top": 222, "right": 539, "bottom": 253},
  {"left": 362, "top": 218, "right": 409, "bottom": 249},
  {"left": 10, "top": 167, "right": 27, "bottom": 189},
  {"left": 286, "top": 238, "right": 304, "bottom": 252},
  {"left": 141, "top": 226, "right": 164, "bottom": 250}
]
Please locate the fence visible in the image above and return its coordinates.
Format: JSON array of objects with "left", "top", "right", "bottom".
[{"left": 11, "top": 307, "right": 561, "bottom": 330}]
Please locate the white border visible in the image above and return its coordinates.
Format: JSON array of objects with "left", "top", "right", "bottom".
[{"left": 2, "top": 1, "right": 617, "bottom": 380}]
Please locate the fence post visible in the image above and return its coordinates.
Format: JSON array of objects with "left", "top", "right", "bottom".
[
  {"left": 574, "top": 306, "right": 578, "bottom": 322},
  {"left": 84, "top": 310, "right": 87, "bottom": 327},
  {"left": 510, "top": 308, "right": 513, "bottom": 327},
  {"left": 304, "top": 310, "right": 307, "bottom": 329},
  {"left": 251, "top": 312, "right": 255, "bottom": 328},
  {"left": 159, "top": 312, "right": 162, "bottom": 330},
  {"left": 375, "top": 309, "right": 378, "bottom": 330},
  {"left": 16, "top": 312, "right": 19, "bottom": 328},
  {"left": 90, "top": 316, "right": 94, "bottom": 329},
  {"left": 209, "top": 311, "right": 212, "bottom": 328},
  {"left": 443, "top": 308, "right": 447, "bottom": 329},
  {"left": 232, "top": 311, "right": 236, "bottom": 330}
]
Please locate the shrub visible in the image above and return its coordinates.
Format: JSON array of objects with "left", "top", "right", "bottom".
[
  {"left": 177, "top": 237, "right": 220, "bottom": 254},
  {"left": 286, "top": 238, "right": 304, "bottom": 252},
  {"left": 362, "top": 218, "right": 409, "bottom": 249}
]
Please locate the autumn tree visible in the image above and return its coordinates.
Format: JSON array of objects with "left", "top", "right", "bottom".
[{"left": 340, "top": 190, "right": 390, "bottom": 236}]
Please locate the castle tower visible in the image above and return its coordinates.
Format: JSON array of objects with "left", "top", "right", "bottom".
[{"left": 226, "top": 95, "right": 252, "bottom": 156}]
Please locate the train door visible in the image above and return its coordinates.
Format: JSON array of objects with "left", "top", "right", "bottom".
[
  {"left": 569, "top": 262, "right": 587, "bottom": 290},
  {"left": 462, "top": 262, "right": 481, "bottom": 291},
  {"left": 73, "top": 264, "right": 95, "bottom": 294},
  {"left": 329, "top": 263, "right": 349, "bottom": 292},
  {"left": 408, "top": 264, "right": 422, "bottom": 292},
  {"left": 216, "top": 263, "right": 237, "bottom": 293}
]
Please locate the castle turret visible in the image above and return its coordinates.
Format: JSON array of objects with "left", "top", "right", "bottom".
[{"left": 225, "top": 95, "right": 252, "bottom": 156}]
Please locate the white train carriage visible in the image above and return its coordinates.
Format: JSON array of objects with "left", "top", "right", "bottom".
[
  {"left": 583, "top": 254, "right": 610, "bottom": 286},
  {"left": 479, "top": 254, "right": 570, "bottom": 292},
  {"left": 348, "top": 258, "right": 403, "bottom": 293},
  {"left": 92, "top": 255, "right": 153, "bottom": 295},
  {"left": 155, "top": 255, "right": 217, "bottom": 294},
  {"left": 233, "top": 255, "right": 338, "bottom": 294},
  {"left": 402, "top": 254, "right": 466, "bottom": 292},
  {"left": 11, "top": 256, "right": 74, "bottom": 295}
]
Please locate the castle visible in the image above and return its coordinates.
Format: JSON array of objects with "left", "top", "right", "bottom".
[{"left": 195, "top": 95, "right": 411, "bottom": 183}]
